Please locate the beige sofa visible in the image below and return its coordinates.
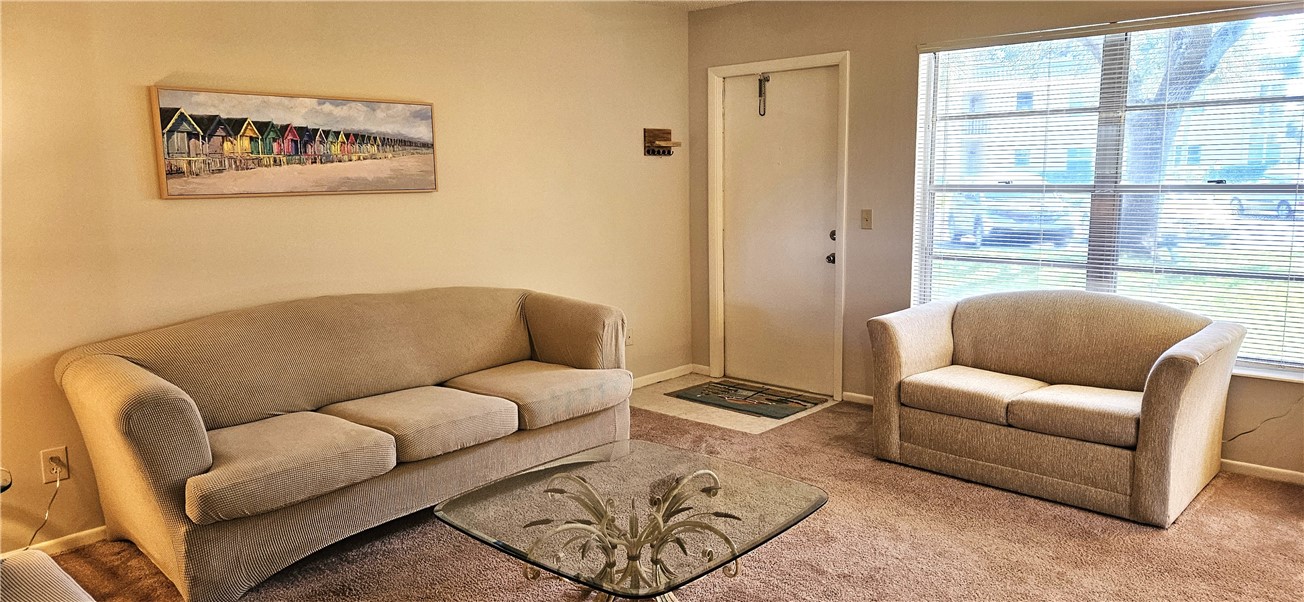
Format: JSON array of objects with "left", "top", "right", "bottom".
[
  {"left": 867, "top": 290, "right": 1245, "bottom": 527},
  {"left": 56, "top": 287, "right": 633, "bottom": 602}
]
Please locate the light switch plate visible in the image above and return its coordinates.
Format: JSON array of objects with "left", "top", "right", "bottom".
[{"left": 861, "top": 209, "right": 873, "bottom": 229}]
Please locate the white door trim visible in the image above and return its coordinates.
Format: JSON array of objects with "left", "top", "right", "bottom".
[{"left": 707, "top": 51, "right": 850, "bottom": 401}]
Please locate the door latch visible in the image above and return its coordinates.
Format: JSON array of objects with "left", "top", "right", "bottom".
[
  {"left": 829, "top": 229, "right": 836, "bottom": 241},
  {"left": 826, "top": 253, "right": 836, "bottom": 264}
]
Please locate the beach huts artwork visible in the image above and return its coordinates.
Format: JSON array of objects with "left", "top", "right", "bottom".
[{"left": 150, "top": 87, "right": 436, "bottom": 198}]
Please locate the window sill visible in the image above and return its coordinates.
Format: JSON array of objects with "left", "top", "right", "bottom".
[{"left": 1233, "top": 365, "right": 1304, "bottom": 384}]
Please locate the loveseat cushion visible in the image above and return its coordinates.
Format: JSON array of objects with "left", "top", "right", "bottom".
[
  {"left": 1007, "top": 385, "right": 1143, "bottom": 448},
  {"left": 444, "top": 360, "right": 633, "bottom": 429},
  {"left": 900, "top": 365, "right": 1047, "bottom": 425},
  {"left": 318, "top": 386, "right": 518, "bottom": 462},
  {"left": 186, "top": 412, "right": 395, "bottom": 525}
]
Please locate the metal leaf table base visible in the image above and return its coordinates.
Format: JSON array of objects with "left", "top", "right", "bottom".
[
  {"left": 522, "top": 469, "right": 742, "bottom": 602},
  {"left": 588, "top": 591, "right": 681, "bottom": 602}
]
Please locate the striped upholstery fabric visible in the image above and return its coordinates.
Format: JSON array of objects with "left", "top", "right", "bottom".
[
  {"left": 186, "top": 412, "right": 396, "bottom": 525},
  {"left": 0, "top": 549, "right": 95, "bottom": 602},
  {"left": 444, "top": 360, "right": 634, "bottom": 429},
  {"left": 869, "top": 290, "right": 1245, "bottom": 527},
  {"left": 54, "top": 287, "right": 632, "bottom": 602},
  {"left": 182, "top": 402, "right": 629, "bottom": 602},
  {"left": 523, "top": 292, "right": 627, "bottom": 370},
  {"left": 318, "top": 386, "right": 519, "bottom": 462}
]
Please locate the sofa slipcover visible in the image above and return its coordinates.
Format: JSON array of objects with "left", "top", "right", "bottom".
[
  {"left": 185, "top": 412, "right": 396, "bottom": 525},
  {"left": 318, "top": 386, "right": 519, "bottom": 463},
  {"left": 869, "top": 290, "right": 1245, "bottom": 527},
  {"left": 55, "top": 287, "right": 631, "bottom": 602},
  {"left": 445, "top": 360, "right": 634, "bottom": 429},
  {"left": 0, "top": 549, "right": 95, "bottom": 602}
]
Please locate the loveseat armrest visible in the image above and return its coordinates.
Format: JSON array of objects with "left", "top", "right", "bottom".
[
  {"left": 57, "top": 354, "right": 213, "bottom": 578},
  {"left": 866, "top": 299, "right": 958, "bottom": 460},
  {"left": 1132, "top": 321, "right": 1245, "bottom": 526},
  {"left": 523, "top": 292, "right": 627, "bottom": 370}
]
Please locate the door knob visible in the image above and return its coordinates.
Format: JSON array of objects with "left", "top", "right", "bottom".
[
  {"left": 826, "top": 253, "right": 836, "bottom": 264},
  {"left": 829, "top": 229, "right": 837, "bottom": 241}
]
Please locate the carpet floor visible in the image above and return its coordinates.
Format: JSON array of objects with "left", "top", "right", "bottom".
[{"left": 56, "top": 403, "right": 1304, "bottom": 601}]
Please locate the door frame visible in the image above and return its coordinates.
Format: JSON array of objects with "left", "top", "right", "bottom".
[{"left": 707, "top": 51, "right": 850, "bottom": 400}]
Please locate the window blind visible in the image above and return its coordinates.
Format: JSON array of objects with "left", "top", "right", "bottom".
[{"left": 913, "top": 10, "right": 1303, "bottom": 369}]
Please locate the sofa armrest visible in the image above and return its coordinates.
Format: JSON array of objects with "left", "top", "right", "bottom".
[
  {"left": 1132, "top": 321, "right": 1246, "bottom": 526},
  {"left": 866, "top": 300, "right": 958, "bottom": 460},
  {"left": 57, "top": 354, "right": 212, "bottom": 578},
  {"left": 522, "top": 292, "right": 627, "bottom": 370}
]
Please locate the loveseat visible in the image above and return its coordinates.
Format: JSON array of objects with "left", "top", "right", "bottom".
[
  {"left": 867, "top": 290, "right": 1245, "bottom": 527},
  {"left": 56, "top": 287, "right": 633, "bottom": 602}
]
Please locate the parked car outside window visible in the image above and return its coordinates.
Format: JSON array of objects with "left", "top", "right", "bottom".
[{"left": 944, "top": 173, "right": 1075, "bottom": 247}]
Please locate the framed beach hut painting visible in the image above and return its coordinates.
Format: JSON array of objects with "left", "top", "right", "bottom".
[{"left": 150, "top": 86, "right": 436, "bottom": 198}]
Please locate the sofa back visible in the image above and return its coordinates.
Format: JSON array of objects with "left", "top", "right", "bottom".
[
  {"left": 55, "top": 287, "right": 533, "bottom": 429},
  {"left": 951, "top": 290, "right": 1211, "bottom": 391}
]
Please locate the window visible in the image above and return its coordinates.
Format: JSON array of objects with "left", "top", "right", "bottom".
[{"left": 913, "top": 11, "right": 1304, "bottom": 368}]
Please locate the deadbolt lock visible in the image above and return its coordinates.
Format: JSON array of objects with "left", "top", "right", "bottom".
[{"left": 826, "top": 253, "right": 836, "bottom": 264}]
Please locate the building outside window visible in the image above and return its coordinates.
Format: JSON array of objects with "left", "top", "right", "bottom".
[{"left": 1015, "top": 91, "right": 1035, "bottom": 110}]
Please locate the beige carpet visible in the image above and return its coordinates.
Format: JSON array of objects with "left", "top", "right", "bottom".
[{"left": 56, "top": 404, "right": 1304, "bottom": 601}]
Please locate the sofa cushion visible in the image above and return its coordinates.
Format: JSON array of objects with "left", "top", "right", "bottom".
[
  {"left": 318, "top": 386, "right": 518, "bottom": 462},
  {"left": 186, "top": 412, "right": 395, "bottom": 525},
  {"left": 1008, "top": 385, "right": 1143, "bottom": 448},
  {"left": 900, "top": 365, "right": 1047, "bottom": 425},
  {"left": 444, "top": 360, "right": 633, "bottom": 429}
]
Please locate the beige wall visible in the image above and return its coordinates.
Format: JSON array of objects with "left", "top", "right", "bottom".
[
  {"left": 0, "top": 1, "right": 690, "bottom": 551},
  {"left": 687, "top": 2, "right": 1302, "bottom": 470}
]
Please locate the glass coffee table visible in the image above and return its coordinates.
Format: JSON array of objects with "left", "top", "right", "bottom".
[{"left": 433, "top": 440, "right": 827, "bottom": 601}]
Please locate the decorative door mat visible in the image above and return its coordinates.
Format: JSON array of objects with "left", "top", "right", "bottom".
[{"left": 666, "top": 380, "right": 828, "bottom": 419}]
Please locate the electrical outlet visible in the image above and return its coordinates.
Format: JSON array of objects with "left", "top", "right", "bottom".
[
  {"left": 41, "top": 446, "right": 69, "bottom": 483},
  {"left": 861, "top": 209, "right": 873, "bottom": 230}
]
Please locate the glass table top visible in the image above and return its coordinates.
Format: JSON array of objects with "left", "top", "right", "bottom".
[{"left": 433, "top": 440, "right": 827, "bottom": 599}]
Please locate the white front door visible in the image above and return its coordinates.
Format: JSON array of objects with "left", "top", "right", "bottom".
[{"left": 722, "top": 66, "right": 839, "bottom": 395}]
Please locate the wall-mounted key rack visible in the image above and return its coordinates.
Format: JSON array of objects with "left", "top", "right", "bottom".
[{"left": 643, "top": 128, "right": 681, "bottom": 156}]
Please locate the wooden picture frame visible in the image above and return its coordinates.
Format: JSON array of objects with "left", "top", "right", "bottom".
[{"left": 150, "top": 86, "right": 436, "bottom": 199}]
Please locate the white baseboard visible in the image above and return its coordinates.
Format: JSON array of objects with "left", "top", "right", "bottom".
[
  {"left": 690, "top": 364, "right": 712, "bottom": 375},
  {"left": 1221, "top": 459, "right": 1304, "bottom": 486},
  {"left": 1, "top": 526, "right": 108, "bottom": 559},
  {"left": 632, "top": 365, "right": 694, "bottom": 389},
  {"left": 841, "top": 392, "right": 873, "bottom": 405}
]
